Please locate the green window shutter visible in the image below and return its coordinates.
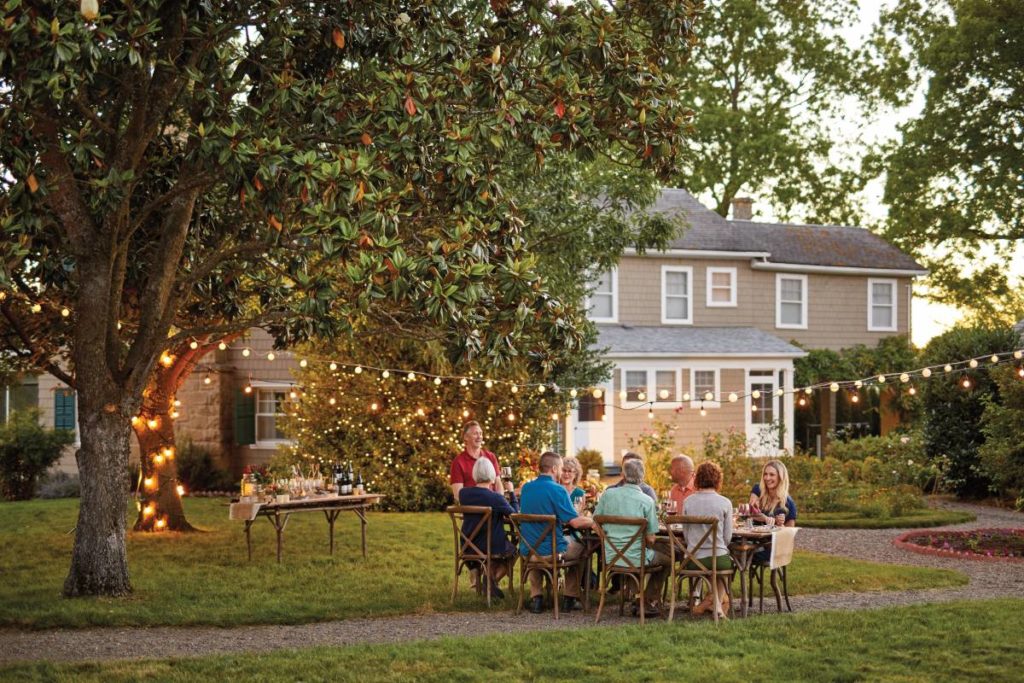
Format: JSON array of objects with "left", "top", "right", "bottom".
[
  {"left": 54, "top": 389, "right": 76, "bottom": 431},
  {"left": 234, "top": 389, "right": 256, "bottom": 445}
]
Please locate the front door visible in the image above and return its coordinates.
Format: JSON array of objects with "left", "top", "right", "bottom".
[
  {"left": 571, "top": 381, "right": 614, "bottom": 465},
  {"left": 746, "top": 370, "right": 779, "bottom": 456}
]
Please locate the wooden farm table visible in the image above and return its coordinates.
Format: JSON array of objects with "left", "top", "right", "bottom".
[{"left": 229, "top": 494, "right": 383, "bottom": 563}]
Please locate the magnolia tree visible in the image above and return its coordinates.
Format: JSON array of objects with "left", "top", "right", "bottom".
[{"left": 0, "top": 1, "right": 698, "bottom": 596}]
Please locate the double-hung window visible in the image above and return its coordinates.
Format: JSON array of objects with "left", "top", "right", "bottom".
[
  {"left": 587, "top": 269, "right": 617, "bottom": 322},
  {"left": 868, "top": 278, "right": 897, "bottom": 331},
  {"left": 662, "top": 266, "right": 693, "bottom": 324},
  {"left": 776, "top": 274, "right": 808, "bottom": 329},
  {"left": 624, "top": 370, "right": 648, "bottom": 403},
  {"left": 690, "top": 369, "right": 720, "bottom": 407},
  {"left": 706, "top": 267, "right": 737, "bottom": 307},
  {"left": 655, "top": 370, "right": 677, "bottom": 402},
  {"left": 255, "top": 385, "right": 293, "bottom": 444}
]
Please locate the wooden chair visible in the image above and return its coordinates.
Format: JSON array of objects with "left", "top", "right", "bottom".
[
  {"left": 592, "top": 515, "right": 664, "bottom": 625},
  {"left": 509, "top": 513, "right": 589, "bottom": 619},
  {"left": 749, "top": 526, "right": 798, "bottom": 613},
  {"left": 664, "top": 514, "right": 735, "bottom": 623},
  {"left": 446, "top": 505, "right": 515, "bottom": 607}
]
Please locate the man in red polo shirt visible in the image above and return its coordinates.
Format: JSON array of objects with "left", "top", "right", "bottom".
[{"left": 450, "top": 421, "right": 505, "bottom": 497}]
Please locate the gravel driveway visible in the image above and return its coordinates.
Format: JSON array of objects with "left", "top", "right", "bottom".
[{"left": 1, "top": 501, "right": 1020, "bottom": 665}]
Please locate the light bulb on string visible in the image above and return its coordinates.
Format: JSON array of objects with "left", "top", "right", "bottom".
[
  {"left": 485, "top": 380, "right": 493, "bottom": 389},
  {"left": 659, "top": 389, "right": 669, "bottom": 400},
  {"left": 751, "top": 404, "right": 758, "bottom": 412},
  {"left": 204, "top": 374, "right": 212, "bottom": 385},
  {"left": 683, "top": 392, "right": 691, "bottom": 401},
  {"left": 908, "top": 386, "right": 917, "bottom": 396},
  {"left": 61, "top": 308, "right": 70, "bottom": 318},
  {"left": 704, "top": 392, "right": 714, "bottom": 401},
  {"left": 329, "top": 362, "right": 338, "bottom": 371},
  {"left": 354, "top": 366, "right": 362, "bottom": 374},
  {"left": 850, "top": 392, "right": 860, "bottom": 403},
  {"left": 507, "top": 413, "right": 516, "bottom": 422},
  {"left": 751, "top": 390, "right": 761, "bottom": 399},
  {"left": 242, "top": 348, "right": 250, "bottom": 358},
  {"left": 944, "top": 364, "right": 953, "bottom": 373},
  {"left": 382, "top": 370, "right": 390, "bottom": 379},
  {"left": 900, "top": 373, "right": 910, "bottom": 383},
  {"left": 804, "top": 387, "right": 813, "bottom": 395},
  {"left": 434, "top": 377, "right": 442, "bottom": 386},
  {"left": 218, "top": 342, "right": 227, "bottom": 351},
  {"left": 299, "top": 359, "right": 308, "bottom": 368},
  {"left": 855, "top": 380, "right": 863, "bottom": 388},
  {"left": 829, "top": 383, "right": 839, "bottom": 393},
  {"left": 798, "top": 397, "right": 807, "bottom": 407},
  {"left": 647, "top": 409, "right": 654, "bottom": 419},
  {"left": 267, "top": 352, "right": 275, "bottom": 361},
  {"left": 592, "top": 389, "right": 603, "bottom": 399},
  {"left": 962, "top": 377, "right": 972, "bottom": 389},
  {"left": 619, "top": 390, "right": 627, "bottom": 401},
  {"left": 775, "top": 389, "right": 784, "bottom": 398},
  {"left": 969, "top": 359, "right": 978, "bottom": 369},
  {"left": 176, "top": 485, "right": 185, "bottom": 496},
  {"left": 511, "top": 385, "right": 519, "bottom": 394},
  {"left": 728, "top": 392, "right": 738, "bottom": 402},
  {"left": 407, "top": 372, "right": 416, "bottom": 381},
  {"left": 922, "top": 368, "right": 932, "bottom": 378},
  {"left": 877, "top": 374, "right": 886, "bottom": 383},
  {"left": 637, "top": 391, "right": 646, "bottom": 401},
  {"left": 1015, "top": 350, "right": 1023, "bottom": 360},
  {"left": 699, "top": 408, "right": 707, "bottom": 417},
  {"left": 991, "top": 355, "right": 999, "bottom": 364},
  {"left": 569, "top": 388, "right": 577, "bottom": 398},
  {"left": 537, "top": 385, "right": 546, "bottom": 394}
]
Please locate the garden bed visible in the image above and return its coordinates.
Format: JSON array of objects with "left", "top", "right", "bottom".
[{"left": 894, "top": 528, "right": 1024, "bottom": 562}]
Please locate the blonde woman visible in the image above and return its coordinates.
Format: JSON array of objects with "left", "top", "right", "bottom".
[
  {"left": 747, "top": 460, "right": 797, "bottom": 527},
  {"left": 560, "top": 456, "right": 587, "bottom": 511}
]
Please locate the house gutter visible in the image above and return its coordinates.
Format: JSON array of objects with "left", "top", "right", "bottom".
[{"left": 749, "top": 261, "right": 929, "bottom": 277}]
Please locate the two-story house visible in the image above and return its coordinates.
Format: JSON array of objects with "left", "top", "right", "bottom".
[{"left": 568, "top": 189, "right": 926, "bottom": 464}]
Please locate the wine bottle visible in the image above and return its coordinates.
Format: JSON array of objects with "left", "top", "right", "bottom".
[{"left": 355, "top": 471, "right": 364, "bottom": 495}]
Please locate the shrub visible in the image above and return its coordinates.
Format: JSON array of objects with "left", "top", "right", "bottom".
[
  {"left": 175, "top": 438, "right": 235, "bottom": 492},
  {"left": 979, "top": 366, "right": 1024, "bottom": 500},
  {"left": 574, "top": 448, "right": 605, "bottom": 478},
  {"left": 36, "top": 471, "right": 80, "bottom": 499},
  {"left": 0, "top": 410, "right": 75, "bottom": 500}
]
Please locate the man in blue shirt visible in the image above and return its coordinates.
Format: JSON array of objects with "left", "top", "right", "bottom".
[{"left": 519, "top": 451, "right": 594, "bottom": 614}]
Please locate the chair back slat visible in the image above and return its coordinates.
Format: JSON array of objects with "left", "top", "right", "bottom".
[
  {"left": 664, "top": 514, "right": 718, "bottom": 571},
  {"left": 446, "top": 505, "right": 493, "bottom": 560},
  {"left": 592, "top": 515, "right": 648, "bottom": 571},
  {"left": 509, "top": 513, "right": 558, "bottom": 561}
]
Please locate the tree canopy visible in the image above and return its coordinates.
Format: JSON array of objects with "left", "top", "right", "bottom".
[
  {"left": 0, "top": 0, "right": 700, "bottom": 595},
  {"left": 873, "top": 0, "right": 1024, "bottom": 308},
  {"left": 670, "top": 0, "right": 865, "bottom": 223}
]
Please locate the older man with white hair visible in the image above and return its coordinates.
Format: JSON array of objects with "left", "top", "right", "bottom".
[{"left": 594, "top": 458, "right": 672, "bottom": 617}]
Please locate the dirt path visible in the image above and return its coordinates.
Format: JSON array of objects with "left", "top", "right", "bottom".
[{"left": 1, "top": 501, "right": 1020, "bottom": 665}]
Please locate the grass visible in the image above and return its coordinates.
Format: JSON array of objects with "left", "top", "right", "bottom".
[
  {"left": 800, "top": 509, "right": 975, "bottom": 529},
  {"left": 2, "top": 599, "right": 1021, "bottom": 682},
  {"left": 0, "top": 497, "right": 967, "bottom": 629}
]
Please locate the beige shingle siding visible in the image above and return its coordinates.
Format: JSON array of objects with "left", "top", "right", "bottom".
[{"left": 613, "top": 256, "right": 910, "bottom": 351}]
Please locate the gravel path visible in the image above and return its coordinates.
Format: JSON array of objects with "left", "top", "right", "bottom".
[{"left": 1, "top": 501, "right": 1021, "bottom": 665}]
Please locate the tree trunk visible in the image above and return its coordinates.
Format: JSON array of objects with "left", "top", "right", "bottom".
[
  {"left": 132, "top": 412, "right": 194, "bottom": 532},
  {"left": 63, "top": 407, "right": 133, "bottom": 597}
]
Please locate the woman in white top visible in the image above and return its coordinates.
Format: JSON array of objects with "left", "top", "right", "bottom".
[{"left": 682, "top": 461, "right": 733, "bottom": 617}]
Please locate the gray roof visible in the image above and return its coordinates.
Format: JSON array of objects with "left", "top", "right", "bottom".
[
  {"left": 647, "top": 189, "right": 926, "bottom": 272},
  {"left": 597, "top": 325, "right": 806, "bottom": 357}
]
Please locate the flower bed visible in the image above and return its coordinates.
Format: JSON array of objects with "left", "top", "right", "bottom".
[{"left": 894, "top": 528, "right": 1024, "bottom": 562}]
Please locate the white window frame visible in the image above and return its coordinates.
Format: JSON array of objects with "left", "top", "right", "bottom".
[
  {"left": 706, "top": 267, "right": 737, "bottom": 307},
  {"left": 253, "top": 381, "right": 296, "bottom": 447},
  {"left": 654, "top": 369, "right": 679, "bottom": 403},
  {"left": 620, "top": 368, "right": 650, "bottom": 408},
  {"left": 689, "top": 368, "right": 721, "bottom": 408},
  {"left": 775, "top": 273, "right": 808, "bottom": 330},
  {"left": 867, "top": 278, "right": 898, "bottom": 332},
  {"left": 587, "top": 268, "right": 618, "bottom": 323},
  {"left": 661, "top": 265, "right": 693, "bottom": 325}
]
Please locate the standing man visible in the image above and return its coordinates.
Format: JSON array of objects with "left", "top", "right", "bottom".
[
  {"left": 668, "top": 454, "right": 695, "bottom": 513},
  {"left": 450, "top": 421, "right": 506, "bottom": 498}
]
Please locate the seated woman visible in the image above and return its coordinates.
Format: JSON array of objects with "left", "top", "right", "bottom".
[
  {"left": 559, "top": 456, "right": 587, "bottom": 511},
  {"left": 748, "top": 459, "right": 798, "bottom": 527},
  {"left": 682, "top": 461, "right": 733, "bottom": 617},
  {"left": 458, "top": 458, "right": 518, "bottom": 599}
]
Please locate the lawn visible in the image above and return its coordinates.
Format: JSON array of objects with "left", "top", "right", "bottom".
[
  {"left": 2, "top": 600, "right": 1020, "bottom": 682},
  {"left": 800, "top": 508, "right": 975, "bottom": 529},
  {"left": 0, "top": 497, "right": 967, "bottom": 629}
]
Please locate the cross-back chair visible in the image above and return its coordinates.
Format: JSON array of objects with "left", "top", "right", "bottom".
[
  {"left": 664, "top": 514, "right": 734, "bottom": 623},
  {"left": 592, "top": 515, "right": 664, "bottom": 625},
  {"left": 508, "top": 513, "right": 589, "bottom": 619},
  {"left": 446, "top": 505, "right": 514, "bottom": 607}
]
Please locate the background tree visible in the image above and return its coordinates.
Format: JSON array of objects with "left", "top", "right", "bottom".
[
  {"left": 672, "top": 0, "right": 865, "bottom": 223},
  {"left": 0, "top": 1, "right": 699, "bottom": 596},
  {"left": 919, "top": 324, "right": 1019, "bottom": 497},
  {"left": 873, "top": 0, "right": 1024, "bottom": 308},
  {"left": 979, "top": 365, "right": 1024, "bottom": 503}
]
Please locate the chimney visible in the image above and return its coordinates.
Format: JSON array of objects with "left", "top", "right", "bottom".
[{"left": 731, "top": 196, "right": 753, "bottom": 221}]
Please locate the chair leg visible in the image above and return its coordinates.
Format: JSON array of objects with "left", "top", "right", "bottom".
[
  {"left": 515, "top": 562, "right": 526, "bottom": 615},
  {"left": 770, "top": 568, "right": 783, "bottom": 612},
  {"left": 452, "top": 562, "right": 459, "bottom": 604},
  {"left": 758, "top": 565, "right": 766, "bottom": 614},
  {"left": 782, "top": 566, "right": 793, "bottom": 612},
  {"left": 595, "top": 570, "right": 607, "bottom": 624},
  {"left": 553, "top": 571, "right": 560, "bottom": 621}
]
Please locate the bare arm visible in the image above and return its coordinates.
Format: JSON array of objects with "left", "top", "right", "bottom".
[
  {"left": 451, "top": 483, "right": 463, "bottom": 499},
  {"left": 568, "top": 515, "right": 593, "bottom": 530}
]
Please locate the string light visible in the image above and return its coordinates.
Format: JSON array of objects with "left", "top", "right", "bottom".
[
  {"left": 155, "top": 518, "right": 167, "bottom": 530},
  {"left": 189, "top": 340, "right": 199, "bottom": 349},
  {"left": 751, "top": 390, "right": 761, "bottom": 399},
  {"left": 382, "top": 370, "right": 390, "bottom": 379},
  {"left": 877, "top": 374, "right": 886, "bottom": 383},
  {"left": 990, "top": 355, "right": 999, "bottom": 364},
  {"left": 329, "top": 362, "right": 338, "bottom": 371},
  {"left": 147, "top": 418, "right": 159, "bottom": 429},
  {"left": 922, "top": 368, "right": 932, "bottom": 378},
  {"left": 267, "top": 352, "right": 275, "bottom": 361},
  {"left": 1015, "top": 351, "right": 1023, "bottom": 360},
  {"left": 204, "top": 374, "right": 212, "bottom": 385},
  {"left": 218, "top": 342, "right": 227, "bottom": 351},
  {"left": 900, "top": 373, "right": 910, "bottom": 383},
  {"left": 511, "top": 385, "right": 519, "bottom": 394},
  {"left": 176, "top": 485, "right": 185, "bottom": 496},
  {"left": 242, "top": 348, "right": 251, "bottom": 357},
  {"left": 460, "top": 378, "right": 469, "bottom": 387},
  {"left": 407, "top": 372, "right": 416, "bottom": 381},
  {"left": 434, "top": 377, "right": 442, "bottom": 386},
  {"left": 829, "top": 383, "right": 839, "bottom": 393},
  {"left": 969, "top": 359, "right": 978, "bottom": 369},
  {"left": 485, "top": 380, "right": 494, "bottom": 389},
  {"left": 61, "top": 308, "right": 70, "bottom": 317},
  {"left": 244, "top": 385, "right": 252, "bottom": 394},
  {"left": 160, "top": 353, "right": 174, "bottom": 367},
  {"left": 592, "top": 389, "right": 602, "bottom": 399},
  {"left": 300, "top": 359, "right": 308, "bottom": 368},
  {"left": 355, "top": 366, "right": 363, "bottom": 374},
  {"left": 647, "top": 409, "right": 654, "bottom": 419},
  {"left": 944, "top": 364, "right": 953, "bottom": 373},
  {"left": 962, "top": 378, "right": 972, "bottom": 389},
  {"left": 728, "top": 392, "right": 738, "bottom": 402}
]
